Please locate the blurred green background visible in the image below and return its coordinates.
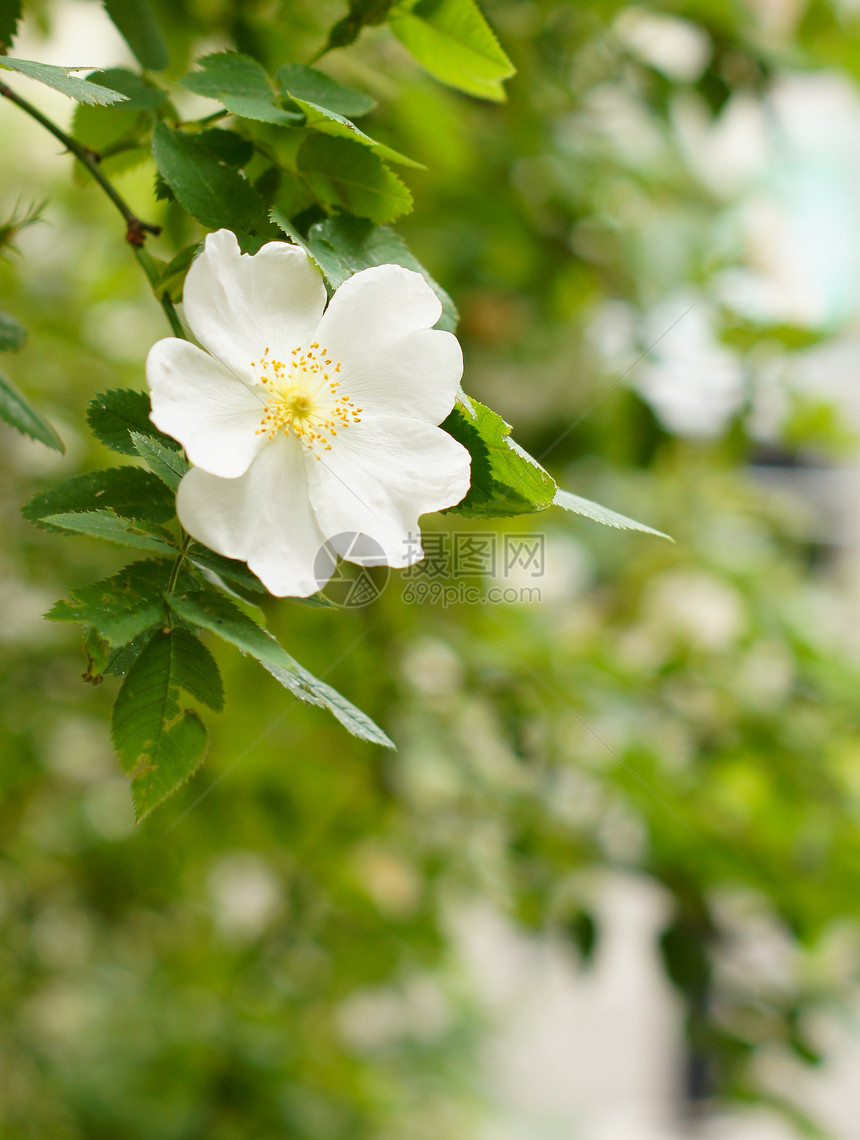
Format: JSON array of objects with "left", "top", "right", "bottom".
[{"left": 4, "top": 0, "right": 860, "bottom": 1136}]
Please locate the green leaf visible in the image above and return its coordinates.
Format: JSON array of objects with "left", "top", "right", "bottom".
[
  {"left": 87, "top": 388, "right": 181, "bottom": 457},
  {"left": 553, "top": 488, "right": 672, "bottom": 540},
  {"left": 0, "top": 58, "right": 130, "bottom": 105},
  {"left": 90, "top": 67, "right": 167, "bottom": 111},
  {"left": 194, "top": 128, "right": 255, "bottom": 169},
  {"left": 111, "top": 630, "right": 210, "bottom": 821},
  {"left": 296, "top": 135, "right": 412, "bottom": 224},
  {"left": 285, "top": 94, "right": 421, "bottom": 168},
  {"left": 0, "top": 0, "right": 22, "bottom": 50},
  {"left": 275, "top": 63, "right": 375, "bottom": 118},
  {"left": 165, "top": 589, "right": 300, "bottom": 671},
  {"left": 442, "top": 398, "right": 557, "bottom": 517},
  {"left": 23, "top": 466, "right": 175, "bottom": 533},
  {"left": 308, "top": 214, "right": 458, "bottom": 331},
  {"left": 164, "top": 590, "right": 393, "bottom": 746},
  {"left": 47, "top": 560, "right": 172, "bottom": 646},
  {"left": 0, "top": 311, "right": 26, "bottom": 352},
  {"left": 179, "top": 52, "right": 302, "bottom": 125},
  {"left": 72, "top": 70, "right": 167, "bottom": 162},
  {"left": 261, "top": 659, "right": 395, "bottom": 747},
  {"left": 155, "top": 241, "right": 200, "bottom": 300},
  {"left": 41, "top": 509, "right": 177, "bottom": 554},
  {"left": 186, "top": 544, "right": 267, "bottom": 594},
  {"left": 105, "top": 630, "right": 156, "bottom": 679},
  {"left": 152, "top": 122, "right": 266, "bottom": 232},
  {"left": 0, "top": 369, "right": 64, "bottom": 451},
  {"left": 130, "top": 431, "right": 189, "bottom": 492},
  {"left": 388, "top": 0, "right": 515, "bottom": 102},
  {"left": 103, "top": 0, "right": 169, "bottom": 71}
]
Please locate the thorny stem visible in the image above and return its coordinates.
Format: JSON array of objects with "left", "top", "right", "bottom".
[
  {"left": 0, "top": 79, "right": 162, "bottom": 245},
  {"left": 0, "top": 80, "right": 195, "bottom": 580}
]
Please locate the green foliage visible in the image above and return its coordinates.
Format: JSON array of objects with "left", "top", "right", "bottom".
[
  {"left": 181, "top": 52, "right": 417, "bottom": 165},
  {"left": 186, "top": 543, "right": 268, "bottom": 595},
  {"left": 164, "top": 589, "right": 394, "bottom": 746},
  {"left": 553, "top": 488, "right": 670, "bottom": 539},
  {"left": 0, "top": 368, "right": 64, "bottom": 451},
  {"left": 111, "top": 629, "right": 213, "bottom": 820},
  {"left": 286, "top": 92, "right": 422, "bottom": 167},
  {"left": 180, "top": 51, "right": 303, "bottom": 125},
  {"left": 152, "top": 121, "right": 266, "bottom": 232},
  {"left": 41, "top": 509, "right": 178, "bottom": 554},
  {"left": 0, "top": 58, "right": 129, "bottom": 105},
  {"left": 275, "top": 63, "right": 376, "bottom": 118},
  {"left": 388, "top": 0, "right": 515, "bottom": 101},
  {"left": 0, "top": 310, "right": 26, "bottom": 351},
  {"left": 90, "top": 67, "right": 168, "bottom": 111},
  {"left": 48, "top": 560, "right": 172, "bottom": 646},
  {"left": 22, "top": 467, "right": 175, "bottom": 532},
  {"left": 102, "top": 0, "right": 169, "bottom": 71},
  {"left": 87, "top": 388, "right": 180, "bottom": 457},
  {"left": 130, "top": 430, "right": 190, "bottom": 491},
  {"left": 443, "top": 397, "right": 557, "bottom": 516},
  {"left": 296, "top": 134, "right": 413, "bottom": 223}
]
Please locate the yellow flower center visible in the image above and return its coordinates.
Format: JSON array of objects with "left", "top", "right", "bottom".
[{"left": 251, "top": 343, "right": 362, "bottom": 459}]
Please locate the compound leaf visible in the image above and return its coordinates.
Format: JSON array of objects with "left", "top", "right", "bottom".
[
  {"left": 296, "top": 134, "right": 412, "bottom": 224},
  {"left": 47, "top": 559, "right": 172, "bottom": 646},
  {"left": 179, "top": 52, "right": 301, "bottom": 125},
  {"left": 23, "top": 467, "right": 175, "bottom": 532},
  {"left": 111, "top": 629, "right": 211, "bottom": 821},
  {"left": 165, "top": 589, "right": 394, "bottom": 746}
]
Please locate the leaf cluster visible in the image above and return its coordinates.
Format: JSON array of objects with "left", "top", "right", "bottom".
[{"left": 26, "top": 388, "right": 393, "bottom": 821}]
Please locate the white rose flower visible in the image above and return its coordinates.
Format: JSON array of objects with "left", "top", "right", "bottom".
[{"left": 146, "top": 229, "right": 471, "bottom": 597}]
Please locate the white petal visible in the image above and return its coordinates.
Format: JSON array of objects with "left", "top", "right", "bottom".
[
  {"left": 147, "top": 338, "right": 266, "bottom": 478},
  {"left": 315, "top": 264, "right": 439, "bottom": 344},
  {"left": 183, "top": 230, "right": 328, "bottom": 376},
  {"left": 177, "top": 437, "right": 328, "bottom": 597},
  {"left": 314, "top": 265, "right": 460, "bottom": 423},
  {"left": 334, "top": 328, "right": 463, "bottom": 424},
  {"left": 307, "top": 416, "right": 471, "bottom": 566}
]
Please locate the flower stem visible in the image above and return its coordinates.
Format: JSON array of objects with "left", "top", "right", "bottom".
[
  {"left": 132, "top": 246, "right": 187, "bottom": 339},
  {"left": 0, "top": 79, "right": 162, "bottom": 245},
  {"left": 167, "top": 532, "right": 192, "bottom": 594}
]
